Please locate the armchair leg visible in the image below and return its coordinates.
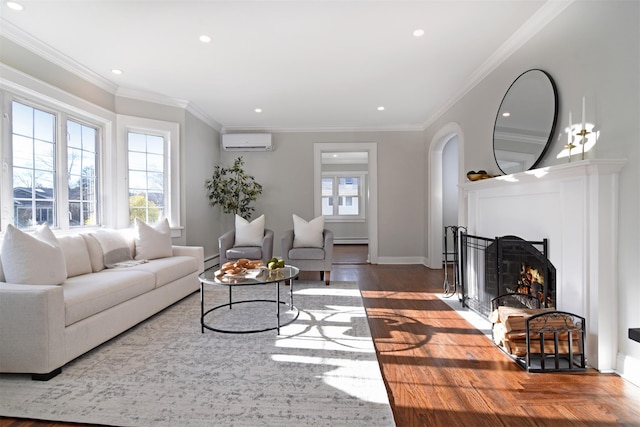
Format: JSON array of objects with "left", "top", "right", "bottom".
[{"left": 324, "top": 271, "right": 330, "bottom": 286}]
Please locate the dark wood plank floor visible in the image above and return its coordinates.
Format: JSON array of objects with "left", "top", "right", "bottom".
[{"left": 3, "top": 245, "right": 640, "bottom": 427}]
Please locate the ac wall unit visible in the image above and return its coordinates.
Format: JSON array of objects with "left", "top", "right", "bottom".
[{"left": 221, "top": 133, "right": 273, "bottom": 151}]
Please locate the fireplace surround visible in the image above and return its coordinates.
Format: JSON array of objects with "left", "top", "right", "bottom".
[{"left": 460, "top": 159, "right": 625, "bottom": 372}]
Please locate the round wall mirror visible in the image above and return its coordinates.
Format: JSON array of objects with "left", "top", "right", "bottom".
[{"left": 493, "top": 69, "right": 558, "bottom": 174}]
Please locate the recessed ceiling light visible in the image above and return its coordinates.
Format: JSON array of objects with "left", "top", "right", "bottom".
[
  {"left": 199, "top": 35, "right": 212, "bottom": 43},
  {"left": 111, "top": 69, "right": 123, "bottom": 75},
  {"left": 6, "top": 2, "right": 24, "bottom": 11},
  {"left": 502, "top": 112, "right": 511, "bottom": 117},
  {"left": 413, "top": 29, "right": 425, "bottom": 37},
  {"left": 255, "top": 108, "right": 262, "bottom": 113},
  {"left": 377, "top": 106, "right": 385, "bottom": 111}
]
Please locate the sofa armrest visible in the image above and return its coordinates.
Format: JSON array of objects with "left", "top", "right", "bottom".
[
  {"left": 172, "top": 245, "right": 205, "bottom": 274},
  {"left": 0, "top": 283, "right": 66, "bottom": 375}
]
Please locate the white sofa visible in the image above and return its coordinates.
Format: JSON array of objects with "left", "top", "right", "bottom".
[{"left": 0, "top": 225, "right": 204, "bottom": 380}]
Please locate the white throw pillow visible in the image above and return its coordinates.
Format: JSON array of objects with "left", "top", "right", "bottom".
[
  {"left": 0, "top": 223, "right": 67, "bottom": 285},
  {"left": 292, "top": 214, "right": 325, "bottom": 248},
  {"left": 234, "top": 214, "right": 265, "bottom": 247},
  {"left": 134, "top": 218, "right": 173, "bottom": 260},
  {"left": 91, "top": 229, "right": 133, "bottom": 268},
  {"left": 58, "top": 235, "right": 93, "bottom": 278}
]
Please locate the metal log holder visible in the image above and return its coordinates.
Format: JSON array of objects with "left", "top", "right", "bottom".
[{"left": 442, "top": 225, "right": 465, "bottom": 299}]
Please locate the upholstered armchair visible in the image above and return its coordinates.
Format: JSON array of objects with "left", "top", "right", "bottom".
[
  {"left": 218, "top": 215, "right": 274, "bottom": 266},
  {"left": 281, "top": 228, "right": 334, "bottom": 285},
  {"left": 219, "top": 229, "right": 274, "bottom": 266}
]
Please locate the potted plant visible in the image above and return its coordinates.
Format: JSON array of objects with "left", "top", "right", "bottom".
[{"left": 205, "top": 156, "right": 263, "bottom": 219}]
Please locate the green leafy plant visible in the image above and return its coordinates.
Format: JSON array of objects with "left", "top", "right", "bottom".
[{"left": 205, "top": 157, "right": 263, "bottom": 219}]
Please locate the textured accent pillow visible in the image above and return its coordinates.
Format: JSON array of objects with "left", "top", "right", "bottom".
[
  {"left": 234, "top": 214, "right": 265, "bottom": 247},
  {"left": 81, "top": 233, "right": 105, "bottom": 272},
  {"left": 58, "top": 235, "right": 93, "bottom": 278},
  {"left": 92, "top": 229, "right": 133, "bottom": 268},
  {"left": 134, "top": 218, "right": 173, "bottom": 260},
  {"left": 0, "top": 223, "right": 67, "bottom": 285},
  {"left": 292, "top": 214, "right": 325, "bottom": 248}
]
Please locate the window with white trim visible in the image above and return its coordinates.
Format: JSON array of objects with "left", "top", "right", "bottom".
[
  {"left": 6, "top": 99, "right": 100, "bottom": 229},
  {"left": 127, "top": 131, "right": 165, "bottom": 224},
  {"left": 321, "top": 172, "right": 366, "bottom": 220},
  {"left": 117, "top": 115, "right": 180, "bottom": 231}
]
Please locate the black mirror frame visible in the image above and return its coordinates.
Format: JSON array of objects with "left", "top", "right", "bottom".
[{"left": 493, "top": 69, "right": 559, "bottom": 174}]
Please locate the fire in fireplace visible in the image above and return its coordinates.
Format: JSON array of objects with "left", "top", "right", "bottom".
[{"left": 460, "top": 233, "right": 556, "bottom": 317}]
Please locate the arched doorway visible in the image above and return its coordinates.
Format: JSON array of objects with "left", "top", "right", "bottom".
[{"left": 427, "top": 123, "right": 464, "bottom": 269}]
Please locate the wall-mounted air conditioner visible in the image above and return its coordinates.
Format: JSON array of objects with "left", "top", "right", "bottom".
[{"left": 221, "top": 133, "right": 273, "bottom": 151}]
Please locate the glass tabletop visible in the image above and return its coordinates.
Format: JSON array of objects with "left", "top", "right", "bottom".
[{"left": 199, "top": 265, "right": 299, "bottom": 286}]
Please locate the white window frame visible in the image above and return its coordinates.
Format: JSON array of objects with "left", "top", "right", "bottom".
[
  {"left": 116, "top": 115, "right": 181, "bottom": 235},
  {"left": 1, "top": 88, "right": 108, "bottom": 232},
  {"left": 321, "top": 171, "right": 367, "bottom": 222}
]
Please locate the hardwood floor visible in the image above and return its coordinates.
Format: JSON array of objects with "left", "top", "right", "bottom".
[{"left": 3, "top": 246, "right": 640, "bottom": 426}]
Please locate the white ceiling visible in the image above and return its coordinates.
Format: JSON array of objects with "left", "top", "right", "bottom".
[{"left": 0, "top": 1, "right": 570, "bottom": 132}]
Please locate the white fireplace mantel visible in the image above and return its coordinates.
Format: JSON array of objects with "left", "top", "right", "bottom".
[{"left": 461, "top": 159, "right": 626, "bottom": 372}]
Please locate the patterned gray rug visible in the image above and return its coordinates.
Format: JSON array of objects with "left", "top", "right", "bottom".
[{"left": 0, "top": 280, "right": 395, "bottom": 427}]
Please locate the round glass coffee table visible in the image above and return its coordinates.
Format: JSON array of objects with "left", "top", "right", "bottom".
[{"left": 198, "top": 265, "right": 299, "bottom": 334}]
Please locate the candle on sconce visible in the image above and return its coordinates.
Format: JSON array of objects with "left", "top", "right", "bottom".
[
  {"left": 568, "top": 111, "right": 572, "bottom": 143},
  {"left": 581, "top": 96, "right": 586, "bottom": 131}
]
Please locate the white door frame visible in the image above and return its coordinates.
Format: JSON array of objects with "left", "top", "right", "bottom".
[
  {"left": 427, "top": 123, "right": 464, "bottom": 269},
  {"left": 314, "top": 142, "right": 378, "bottom": 264}
]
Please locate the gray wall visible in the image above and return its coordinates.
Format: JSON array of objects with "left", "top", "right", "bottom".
[
  {"left": 423, "top": 0, "right": 640, "bottom": 378},
  {"left": 185, "top": 112, "right": 221, "bottom": 262},
  {"left": 220, "top": 130, "right": 425, "bottom": 259}
]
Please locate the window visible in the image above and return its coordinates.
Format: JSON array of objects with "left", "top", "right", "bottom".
[
  {"left": 321, "top": 173, "right": 365, "bottom": 219},
  {"left": 7, "top": 100, "right": 101, "bottom": 230},
  {"left": 11, "top": 101, "right": 57, "bottom": 228},
  {"left": 127, "top": 132, "right": 165, "bottom": 224},
  {"left": 117, "top": 115, "right": 180, "bottom": 231},
  {"left": 67, "top": 120, "right": 98, "bottom": 226}
]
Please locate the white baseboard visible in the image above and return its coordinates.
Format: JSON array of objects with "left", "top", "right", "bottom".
[
  {"left": 376, "top": 256, "right": 427, "bottom": 265},
  {"left": 616, "top": 353, "right": 640, "bottom": 388},
  {"left": 204, "top": 254, "right": 219, "bottom": 270},
  {"left": 334, "top": 238, "right": 368, "bottom": 245}
]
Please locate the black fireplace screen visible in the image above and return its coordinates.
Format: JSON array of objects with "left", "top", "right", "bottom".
[{"left": 459, "top": 233, "right": 556, "bottom": 317}]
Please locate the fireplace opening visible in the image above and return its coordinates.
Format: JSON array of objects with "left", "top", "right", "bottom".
[{"left": 460, "top": 233, "right": 556, "bottom": 318}]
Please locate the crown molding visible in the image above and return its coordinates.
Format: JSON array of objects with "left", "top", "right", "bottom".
[
  {"left": 421, "top": 0, "right": 574, "bottom": 130},
  {"left": 221, "top": 123, "right": 425, "bottom": 134},
  {"left": 0, "top": 18, "right": 118, "bottom": 94}
]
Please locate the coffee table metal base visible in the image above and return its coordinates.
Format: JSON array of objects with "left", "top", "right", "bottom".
[
  {"left": 200, "top": 275, "right": 299, "bottom": 334},
  {"left": 202, "top": 299, "right": 299, "bottom": 334}
]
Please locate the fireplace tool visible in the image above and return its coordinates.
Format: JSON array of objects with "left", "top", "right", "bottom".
[{"left": 443, "top": 225, "right": 466, "bottom": 298}]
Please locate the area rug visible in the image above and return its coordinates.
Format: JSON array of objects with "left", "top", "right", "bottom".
[{"left": 0, "top": 281, "right": 395, "bottom": 427}]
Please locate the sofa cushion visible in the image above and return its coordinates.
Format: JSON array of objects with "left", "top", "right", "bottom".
[
  {"left": 58, "top": 235, "right": 93, "bottom": 278},
  {"left": 288, "top": 247, "right": 326, "bottom": 260},
  {"left": 1, "top": 224, "right": 67, "bottom": 285},
  {"left": 126, "top": 256, "right": 198, "bottom": 288},
  {"left": 134, "top": 218, "right": 172, "bottom": 261},
  {"left": 63, "top": 270, "right": 156, "bottom": 326},
  {"left": 235, "top": 214, "right": 265, "bottom": 247},
  {"left": 292, "top": 214, "right": 324, "bottom": 248},
  {"left": 81, "top": 233, "right": 105, "bottom": 272},
  {"left": 91, "top": 230, "right": 133, "bottom": 268}
]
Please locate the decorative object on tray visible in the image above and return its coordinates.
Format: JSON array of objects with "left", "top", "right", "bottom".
[{"left": 466, "top": 170, "right": 494, "bottom": 181}]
